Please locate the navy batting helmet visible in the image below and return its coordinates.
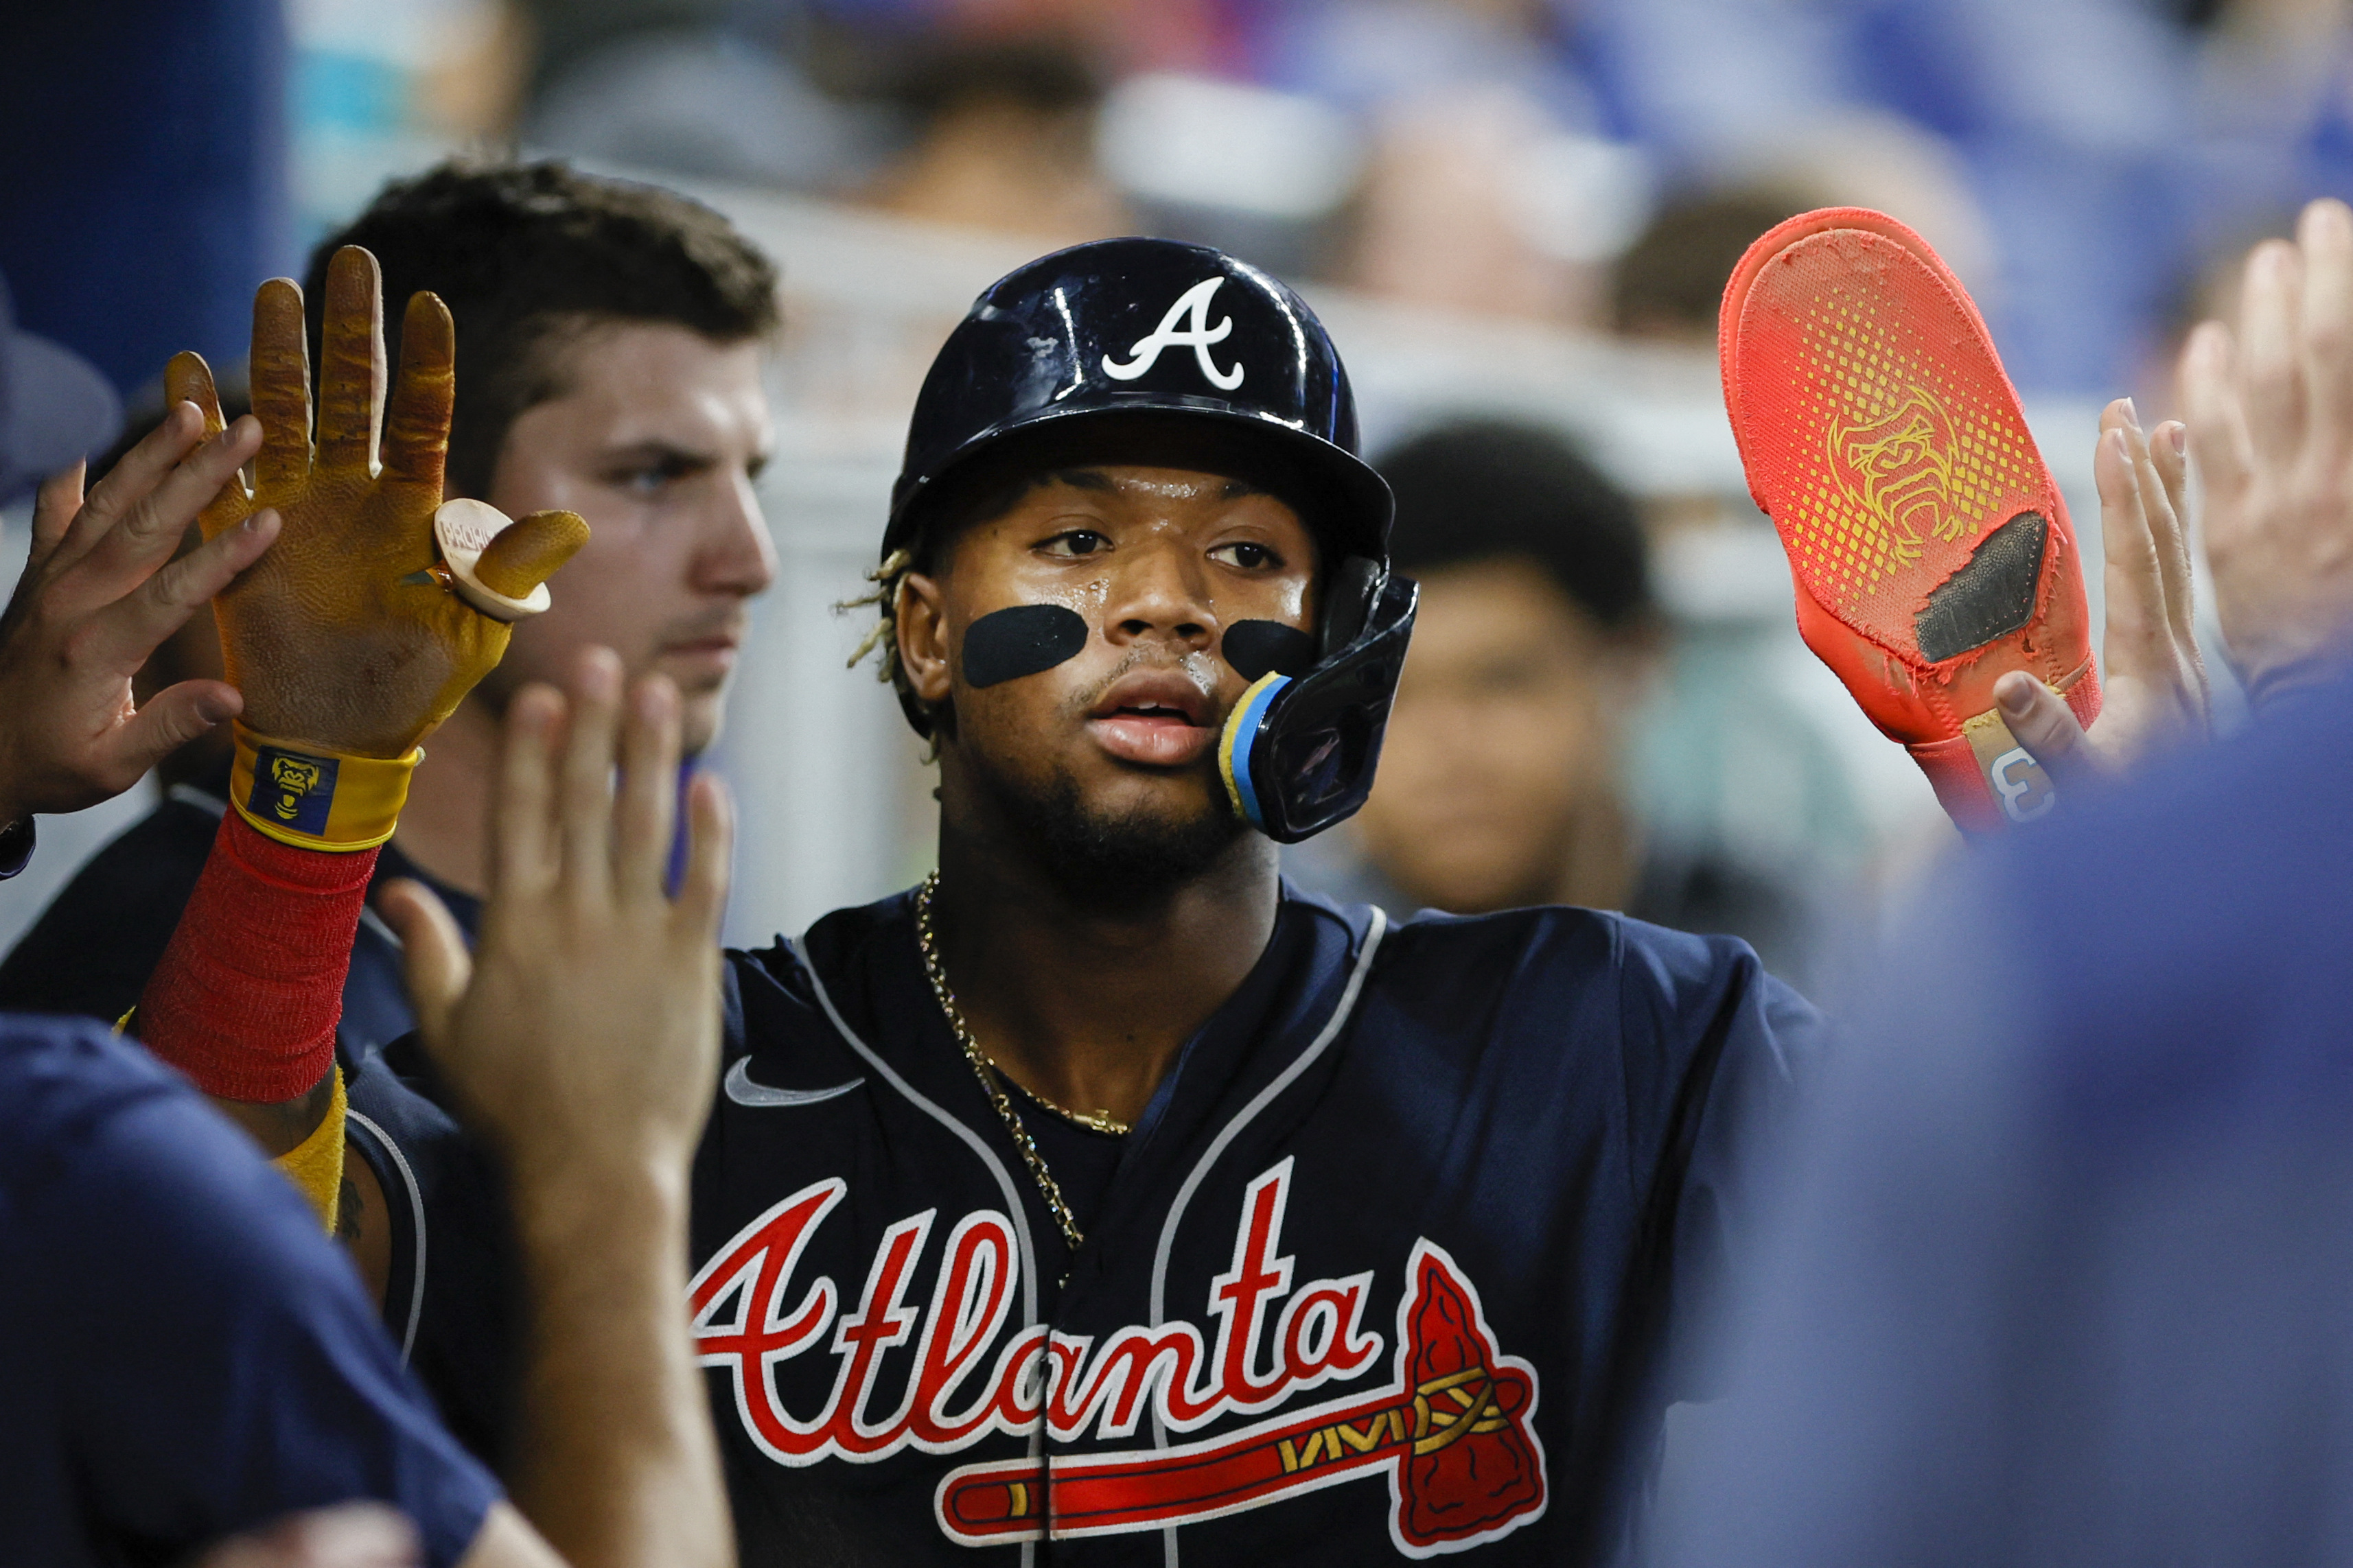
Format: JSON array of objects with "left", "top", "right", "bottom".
[
  {"left": 884, "top": 237, "right": 1392, "bottom": 565},
  {"left": 878, "top": 237, "right": 1415, "bottom": 845}
]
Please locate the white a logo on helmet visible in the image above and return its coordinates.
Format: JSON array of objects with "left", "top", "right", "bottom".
[{"left": 1101, "top": 277, "right": 1244, "bottom": 390}]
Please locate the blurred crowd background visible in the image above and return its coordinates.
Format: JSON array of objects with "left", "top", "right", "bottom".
[{"left": 7, "top": 0, "right": 2348, "bottom": 979}]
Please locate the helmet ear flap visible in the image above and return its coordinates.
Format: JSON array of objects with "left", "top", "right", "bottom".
[
  {"left": 1319, "top": 557, "right": 1386, "bottom": 657},
  {"left": 1220, "top": 572, "right": 1419, "bottom": 843}
]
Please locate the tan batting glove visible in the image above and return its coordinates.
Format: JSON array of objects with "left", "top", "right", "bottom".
[{"left": 168, "top": 246, "right": 589, "bottom": 850}]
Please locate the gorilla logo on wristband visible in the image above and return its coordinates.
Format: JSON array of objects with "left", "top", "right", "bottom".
[{"left": 267, "top": 756, "right": 327, "bottom": 823}]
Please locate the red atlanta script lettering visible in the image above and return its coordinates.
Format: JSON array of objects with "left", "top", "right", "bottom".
[{"left": 688, "top": 1158, "right": 1383, "bottom": 1466}]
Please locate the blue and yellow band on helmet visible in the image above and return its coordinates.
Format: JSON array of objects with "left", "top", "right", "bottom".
[
  {"left": 1218, "top": 672, "right": 1290, "bottom": 832},
  {"left": 229, "top": 725, "right": 421, "bottom": 852}
]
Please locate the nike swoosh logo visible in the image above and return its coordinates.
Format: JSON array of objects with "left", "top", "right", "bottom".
[{"left": 723, "top": 1058, "right": 864, "bottom": 1109}]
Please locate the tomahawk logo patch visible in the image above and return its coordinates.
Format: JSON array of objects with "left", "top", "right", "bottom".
[
  {"left": 1102, "top": 277, "right": 1245, "bottom": 390},
  {"left": 688, "top": 1160, "right": 1546, "bottom": 1556}
]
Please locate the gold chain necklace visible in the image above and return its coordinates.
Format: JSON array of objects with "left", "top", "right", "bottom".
[{"left": 914, "top": 872, "right": 1130, "bottom": 1256}]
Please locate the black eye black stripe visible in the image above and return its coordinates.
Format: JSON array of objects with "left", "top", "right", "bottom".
[{"left": 962, "top": 604, "right": 1089, "bottom": 688}]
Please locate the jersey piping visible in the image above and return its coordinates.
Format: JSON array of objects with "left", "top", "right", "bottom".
[
  {"left": 1145, "top": 904, "right": 1387, "bottom": 1567},
  {"left": 346, "top": 1107, "right": 427, "bottom": 1360},
  {"left": 791, "top": 933, "right": 1049, "bottom": 1568},
  {"left": 790, "top": 935, "right": 1043, "bottom": 1329}
]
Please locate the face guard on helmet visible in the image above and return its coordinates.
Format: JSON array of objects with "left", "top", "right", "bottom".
[{"left": 885, "top": 236, "right": 1415, "bottom": 845}]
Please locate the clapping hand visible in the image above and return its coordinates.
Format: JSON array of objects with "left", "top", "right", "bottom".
[
  {"left": 1992, "top": 398, "right": 2211, "bottom": 781},
  {"left": 380, "top": 647, "right": 731, "bottom": 1196},
  {"left": 0, "top": 407, "right": 279, "bottom": 828}
]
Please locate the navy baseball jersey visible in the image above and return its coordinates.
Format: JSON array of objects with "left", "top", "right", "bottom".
[{"left": 378, "top": 883, "right": 1816, "bottom": 1564}]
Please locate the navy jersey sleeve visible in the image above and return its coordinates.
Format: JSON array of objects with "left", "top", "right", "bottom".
[
  {"left": 0, "top": 1020, "right": 501, "bottom": 1567},
  {"left": 1609, "top": 915, "right": 1825, "bottom": 1402}
]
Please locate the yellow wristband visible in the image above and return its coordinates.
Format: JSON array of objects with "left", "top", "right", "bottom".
[
  {"left": 273, "top": 1066, "right": 347, "bottom": 1234},
  {"left": 230, "top": 725, "right": 419, "bottom": 852}
]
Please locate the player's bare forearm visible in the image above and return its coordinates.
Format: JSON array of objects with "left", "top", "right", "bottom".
[
  {"left": 509, "top": 1178, "right": 731, "bottom": 1568},
  {"left": 378, "top": 651, "right": 736, "bottom": 1568}
]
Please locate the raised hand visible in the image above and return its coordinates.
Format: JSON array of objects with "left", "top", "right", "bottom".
[
  {"left": 378, "top": 649, "right": 734, "bottom": 1568},
  {"left": 172, "top": 246, "right": 588, "bottom": 760},
  {"left": 0, "top": 405, "right": 279, "bottom": 827},
  {"left": 380, "top": 646, "right": 731, "bottom": 1190},
  {"left": 2181, "top": 197, "right": 2353, "bottom": 705},
  {"left": 1994, "top": 398, "right": 2210, "bottom": 780}
]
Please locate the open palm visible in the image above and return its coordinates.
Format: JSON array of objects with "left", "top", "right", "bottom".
[{"left": 170, "top": 246, "right": 586, "bottom": 759}]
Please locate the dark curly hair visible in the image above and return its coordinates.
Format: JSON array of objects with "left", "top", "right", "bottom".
[
  {"left": 304, "top": 159, "right": 780, "bottom": 498},
  {"left": 1378, "top": 419, "right": 1653, "bottom": 633}
]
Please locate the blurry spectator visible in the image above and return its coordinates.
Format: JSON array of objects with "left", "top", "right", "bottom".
[
  {"left": 1584, "top": 0, "right": 2190, "bottom": 391},
  {"left": 1259, "top": 0, "right": 1594, "bottom": 124},
  {"left": 1612, "top": 189, "right": 1809, "bottom": 344},
  {"left": 0, "top": 3, "right": 288, "bottom": 401},
  {"left": 522, "top": 0, "right": 868, "bottom": 190},
  {"left": 1345, "top": 90, "right": 1607, "bottom": 321},
  {"left": 520, "top": 0, "right": 755, "bottom": 88},
  {"left": 1255, "top": 0, "right": 1652, "bottom": 322},
  {"left": 2186, "top": 0, "right": 2353, "bottom": 271},
  {"left": 1094, "top": 71, "right": 1362, "bottom": 282},
  {"left": 1291, "top": 419, "right": 1813, "bottom": 973},
  {"left": 817, "top": 0, "right": 1247, "bottom": 78},
  {"left": 862, "top": 36, "right": 1133, "bottom": 244}
]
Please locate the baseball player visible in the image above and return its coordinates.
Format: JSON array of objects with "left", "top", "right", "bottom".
[{"left": 141, "top": 236, "right": 1819, "bottom": 1565}]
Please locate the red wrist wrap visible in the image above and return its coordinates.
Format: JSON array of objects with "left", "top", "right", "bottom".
[{"left": 138, "top": 810, "right": 375, "bottom": 1103}]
